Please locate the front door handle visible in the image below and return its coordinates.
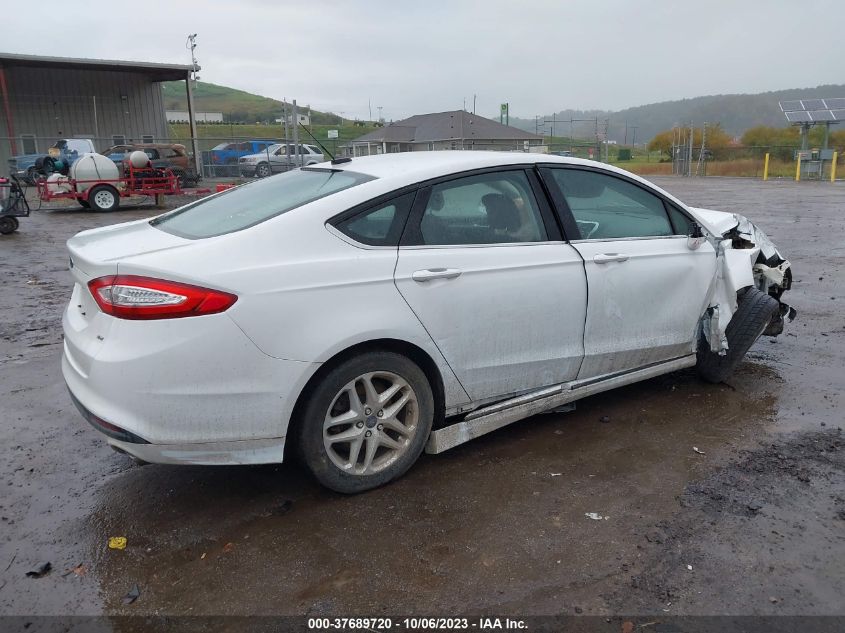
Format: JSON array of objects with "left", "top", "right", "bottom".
[
  {"left": 593, "top": 253, "right": 629, "bottom": 264},
  {"left": 411, "top": 268, "right": 463, "bottom": 282}
]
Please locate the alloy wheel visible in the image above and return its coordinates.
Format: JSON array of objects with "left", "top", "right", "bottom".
[{"left": 323, "top": 371, "right": 419, "bottom": 475}]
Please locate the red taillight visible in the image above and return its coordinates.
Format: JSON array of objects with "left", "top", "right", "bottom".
[{"left": 88, "top": 275, "right": 237, "bottom": 320}]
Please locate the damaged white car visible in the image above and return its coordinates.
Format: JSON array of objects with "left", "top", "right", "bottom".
[{"left": 62, "top": 152, "right": 794, "bottom": 493}]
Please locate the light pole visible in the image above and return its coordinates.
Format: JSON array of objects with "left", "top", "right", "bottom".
[{"left": 184, "top": 33, "right": 201, "bottom": 176}]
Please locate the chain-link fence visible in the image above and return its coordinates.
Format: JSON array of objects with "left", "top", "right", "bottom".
[
  {"left": 1, "top": 134, "right": 338, "bottom": 185},
  {"left": 4, "top": 134, "right": 842, "bottom": 186}
]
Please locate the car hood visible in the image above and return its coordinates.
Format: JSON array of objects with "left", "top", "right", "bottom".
[
  {"left": 9, "top": 153, "right": 42, "bottom": 164},
  {"left": 687, "top": 207, "right": 743, "bottom": 236}
]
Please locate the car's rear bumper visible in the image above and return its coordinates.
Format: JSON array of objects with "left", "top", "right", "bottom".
[
  {"left": 109, "top": 436, "right": 286, "bottom": 465},
  {"left": 62, "top": 296, "right": 320, "bottom": 463}
]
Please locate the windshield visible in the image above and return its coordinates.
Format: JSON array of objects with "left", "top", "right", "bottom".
[
  {"left": 150, "top": 168, "right": 374, "bottom": 239},
  {"left": 66, "top": 140, "right": 91, "bottom": 153}
]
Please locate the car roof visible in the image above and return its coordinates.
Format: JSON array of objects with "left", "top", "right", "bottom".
[
  {"left": 318, "top": 151, "right": 692, "bottom": 215},
  {"left": 327, "top": 150, "right": 596, "bottom": 180}
]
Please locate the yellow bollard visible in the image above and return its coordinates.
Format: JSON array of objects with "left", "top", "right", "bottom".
[
  {"left": 795, "top": 154, "right": 801, "bottom": 182},
  {"left": 832, "top": 151, "right": 838, "bottom": 183},
  {"left": 763, "top": 153, "right": 770, "bottom": 181}
]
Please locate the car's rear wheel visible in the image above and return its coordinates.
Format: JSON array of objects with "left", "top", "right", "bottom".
[
  {"left": 696, "top": 287, "right": 780, "bottom": 383},
  {"left": 255, "top": 162, "right": 271, "bottom": 178},
  {"left": 298, "top": 352, "right": 434, "bottom": 493},
  {"left": 87, "top": 185, "right": 120, "bottom": 212}
]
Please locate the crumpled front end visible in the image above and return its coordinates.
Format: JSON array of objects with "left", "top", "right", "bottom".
[{"left": 698, "top": 211, "right": 796, "bottom": 353}]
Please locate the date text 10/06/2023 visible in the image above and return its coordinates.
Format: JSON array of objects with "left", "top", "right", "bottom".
[{"left": 307, "top": 617, "right": 528, "bottom": 631}]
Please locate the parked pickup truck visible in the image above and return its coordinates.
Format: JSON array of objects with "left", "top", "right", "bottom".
[
  {"left": 207, "top": 140, "right": 276, "bottom": 176},
  {"left": 8, "top": 139, "right": 96, "bottom": 183}
]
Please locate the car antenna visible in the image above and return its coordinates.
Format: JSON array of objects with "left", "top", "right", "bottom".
[{"left": 297, "top": 122, "right": 335, "bottom": 161}]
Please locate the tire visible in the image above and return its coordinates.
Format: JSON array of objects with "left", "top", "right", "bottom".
[
  {"left": 35, "top": 156, "right": 52, "bottom": 174},
  {"left": 0, "top": 215, "right": 19, "bottom": 234},
  {"left": 87, "top": 185, "right": 120, "bottom": 212},
  {"left": 696, "top": 288, "right": 780, "bottom": 383},
  {"left": 298, "top": 352, "right": 434, "bottom": 494},
  {"left": 255, "top": 162, "right": 271, "bottom": 178}
]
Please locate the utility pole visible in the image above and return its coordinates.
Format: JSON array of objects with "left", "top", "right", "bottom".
[
  {"left": 630, "top": 126, "right": 638, "bottom": 148},
  {"left": 603, "top": 119, "right": 610, "bottom": 162},
  {"left": 377, "top": 106, "right": 383, "bottom": 123},
  {"left": 185, "top": 33, "right": 201, "bottom": 176},
  {"left": 282, "top": 100, "right": 291, "bottom": 170},
  {"left": 292, "top": 100, "right": 301, "bottom": 167},
  {"left": 688, "top": 122, "right": 694, "bottom": 177},
  {"left": 473, "top": 94, "right": 476, "bottom": 114}
]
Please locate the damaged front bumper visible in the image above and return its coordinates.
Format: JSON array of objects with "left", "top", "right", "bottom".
[{"left": 697, "top": 211, "right": 796, "bottom": 353}]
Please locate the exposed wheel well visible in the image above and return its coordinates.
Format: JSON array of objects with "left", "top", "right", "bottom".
[{"left": 285, "top": 339, "right": 446, "bottom": 461}]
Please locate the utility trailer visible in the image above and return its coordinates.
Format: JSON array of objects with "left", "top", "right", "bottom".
[{"left": 35, "top": 164, "right": 182, "bottom": 212}]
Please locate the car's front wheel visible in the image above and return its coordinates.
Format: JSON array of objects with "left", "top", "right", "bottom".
[
  {"left": 298, "top": 352, "right": 434, "bottom": 493},
  {"left": 255, "top": 162, "right": 271, "bottom": 178},
  {"left": 696, "top": 287, "right": 779, "bottom": 383}
]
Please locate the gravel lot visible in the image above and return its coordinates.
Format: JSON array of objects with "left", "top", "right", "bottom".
[{"left": 0, "top": 176, "right": 843, "bottom": 622}]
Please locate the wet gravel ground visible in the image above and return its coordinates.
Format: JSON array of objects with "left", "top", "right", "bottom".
[{"left": 0, "top": 177, "right": 843, "bottom": 621}]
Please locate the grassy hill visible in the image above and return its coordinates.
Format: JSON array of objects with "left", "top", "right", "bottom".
[
  {"left": 165, "top": 81, "right": 845, "bottom": 143},
  {"left": 509, "top": 84, "right": 845, "bottom": 142},
  {"left": 161, "top": 81, "right": 350, "bottom": 125}
]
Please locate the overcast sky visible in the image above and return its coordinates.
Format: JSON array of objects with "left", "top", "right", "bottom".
[{"left": 6, "top": 0, "right": 843, "bottom": 120}]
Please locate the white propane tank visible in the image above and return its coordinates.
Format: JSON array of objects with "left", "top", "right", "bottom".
[
  {"left": 46, "top": 173, "right": 72, "bottom": 194},
  {"left": 70, "top": 153, "right": 120, "bottom": 193},
  {"left": 128, "top": 150, "right": 151, "bottom": 168}
]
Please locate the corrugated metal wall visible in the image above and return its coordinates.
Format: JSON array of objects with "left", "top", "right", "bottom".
[{"left": 0, "top": 65, "right": 175, "bottom": 164}]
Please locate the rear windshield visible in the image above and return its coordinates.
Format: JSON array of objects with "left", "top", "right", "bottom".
[{"left": 150, "top": 168, "right": 374, "bottom": 239}]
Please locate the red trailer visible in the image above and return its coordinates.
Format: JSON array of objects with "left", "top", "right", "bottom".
[{"left": 35, "top": 164, "right": 183, "bottom": 212}]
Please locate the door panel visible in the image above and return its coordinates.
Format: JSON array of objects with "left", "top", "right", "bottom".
[
  {"left": 540, "top": 166, "right": 717, "bottom": 379},
  {"left": 572, "top": 237, "right": 716, "bottom": 378},
  {"left": 395, "top": 244, "right": 587, "bottom": 401}
]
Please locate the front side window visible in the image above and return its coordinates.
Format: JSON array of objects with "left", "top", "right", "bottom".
[
  {"left": 547, "top": 169, "right": 673, "bottom": 239},
  {"left": 152, "top": 168, "right": 375, "bottom": 239},
  {"left": 333, "top": 192, "right": 415, "bottom": 246},
  {"left": 418, "top": 171, "right": 547, "bottom": 245}
]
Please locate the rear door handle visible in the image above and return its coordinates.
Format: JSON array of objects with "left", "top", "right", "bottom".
[
  {"left": 411, "top": 268, "right": 463, "bottom": 282},
  {"left": 593, "top": 253, "right": 629, "bottom": 264}
]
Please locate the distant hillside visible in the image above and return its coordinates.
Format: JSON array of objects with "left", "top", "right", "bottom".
[
  {"left": 161, "top": 81, "right": 344, "bottom": 125},
  {"left": 509, "top": 84, "right": 845, "bottom": 142}
]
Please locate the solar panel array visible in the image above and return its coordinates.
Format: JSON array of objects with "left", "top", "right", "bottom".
[{"left": 779, "top": 98, "right": 845, "bottom": 124}]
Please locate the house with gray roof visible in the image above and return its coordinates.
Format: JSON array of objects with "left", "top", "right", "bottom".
[{"left": 347, "top": 110, "right": 543, "bottom": 156}]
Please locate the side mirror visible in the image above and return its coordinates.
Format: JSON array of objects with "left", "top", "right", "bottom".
[{"left": 687, "top": 222, "right": 705, "bottom": 250}]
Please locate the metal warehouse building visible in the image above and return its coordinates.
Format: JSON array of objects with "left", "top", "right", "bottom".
[{"left": 0, "top": 52, "right": 198, "bottom": 170}]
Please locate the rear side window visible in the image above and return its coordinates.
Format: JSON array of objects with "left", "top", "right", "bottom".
[
  {"left": 418, "top": 170, "right": 547, "bottom": 245},
  {"left": 151, "top": 168, "right": 375, "bottom": 239},
  {"left": 333, "top": 192, "right": 415, "bottom": 246},
  {"left": 547, "top": 169, "right": 673, "bottom": 239}
]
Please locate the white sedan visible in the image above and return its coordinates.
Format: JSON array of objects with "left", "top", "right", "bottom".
[{"left": 62, "top": 152, "right": 794, "bottom": 493}]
